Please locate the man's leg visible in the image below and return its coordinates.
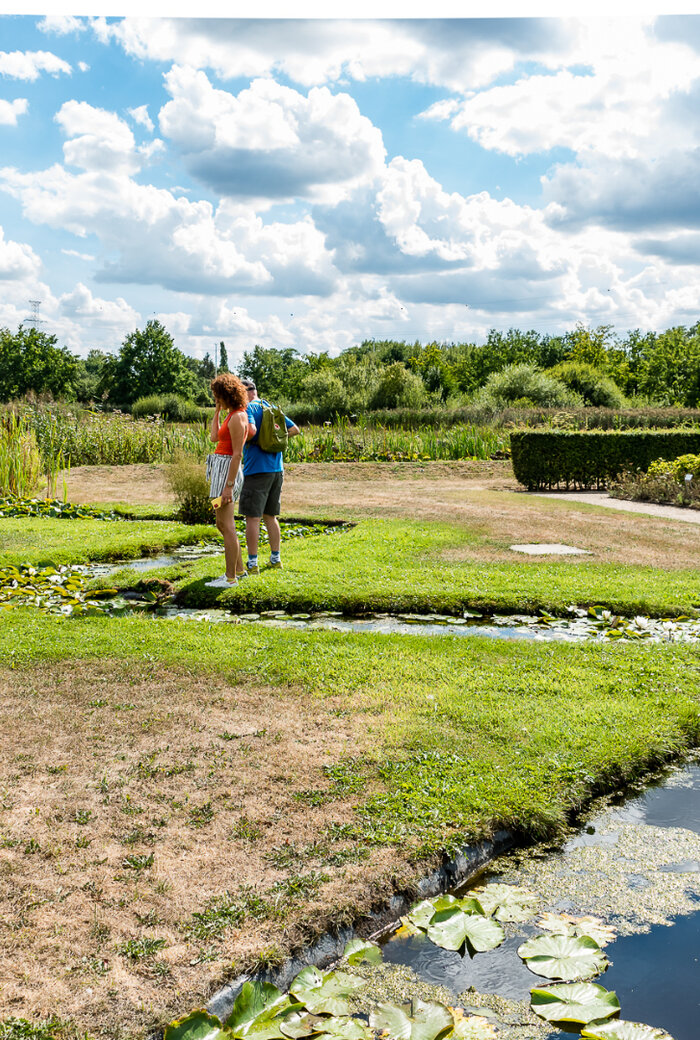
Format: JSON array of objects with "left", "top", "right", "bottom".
[
  {"left": 245, "top": 516, "right": 262, "bottom": 571},
  {"left": 263, "top": 514, "right": 281, "bottom": 553}
]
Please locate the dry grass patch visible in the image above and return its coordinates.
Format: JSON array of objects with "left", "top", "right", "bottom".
[{"left": 0, "top": 661, "right": 403, "bottom": 1039}]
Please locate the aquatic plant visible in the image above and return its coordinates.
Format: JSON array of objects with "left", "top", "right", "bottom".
[{"left": 518, "top": 933, "right": 609, "bottom": 981}]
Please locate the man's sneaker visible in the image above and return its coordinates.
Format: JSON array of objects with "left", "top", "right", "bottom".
[
  {"left": 205, "top": 574, "right": 238, "bottom": 588},
  {"left": 246, "top": 562, "right": 260, "bottom": 575},
  {"left": 236, "top": 570, "right": 248, "bottom": 580},
  {"left": 268, "top": 559, "right": 283, "bottom": 569}
]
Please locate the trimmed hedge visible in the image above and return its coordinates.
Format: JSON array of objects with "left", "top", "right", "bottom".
[{"left": 511, "top": 430, "right": 700, "bottom": 490}]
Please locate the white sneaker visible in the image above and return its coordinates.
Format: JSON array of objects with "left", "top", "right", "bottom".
[{"left": 205, "top": 575, "right": 238, "bottom": 588}]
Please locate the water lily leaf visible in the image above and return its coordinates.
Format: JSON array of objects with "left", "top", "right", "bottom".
[
  {"left": 164, "top": 1009, "right": 230, "bottom": 1040},
  {"left": 470, "top": 883, "right": 539, "bottom": 922},
  {"left": 581, "top": 1021, "right": 675, "bottom": 1040},
  {"left": 518, "top": 933, "right": 608, "bottom": 981},
  {"left": 406, "top": 899, "right": 441, "bottom": 930},
  {"left": 315, "top": 1018, "right": 372, "bottom": 1040},
  {"left": 537, "top": 912, "right": 617, "bottom": 947},
  {"left": 370, "top": 1000, "right": 453, "bottom": 1040},
  {"left": 530, "top": 983, "right": 620, "bottom": 1026},
  {"left": 426, "top": 908, "right": 505, "bottom": 953},
  {"left": 370, "top": 1003, "right": 412, "bottom": 1040},
  {"left": 290, "top": 968, "right": 363, "bottom": 1016},
  {"left": 226, "top": 981, "right": 289, "bottom": 1035},
  {"left": 342, "top": 938, "right": 382, "bottom": 965},
  {"left": 279, "top": 1012, "right": 326, "bottom": 1038},
  {"left": 449, "top": 1010, "right": 499, "bottom": 1040}
]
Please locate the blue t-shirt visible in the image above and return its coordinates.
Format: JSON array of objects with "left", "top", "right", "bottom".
[{"left": 243, "top": 399, "right": 295, "bottom": 476}]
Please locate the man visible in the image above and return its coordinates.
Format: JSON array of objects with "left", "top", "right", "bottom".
[{"left": 239, "top": 379, "right": 300, "bottom": 573}]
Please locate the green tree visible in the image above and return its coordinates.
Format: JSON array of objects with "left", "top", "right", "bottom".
[
  {"left": 106, "top": 320, "right": 197, "bottom": 407},
  {"left": 636, "top": 324, "right": 700, "bottom": 405},
  {"left": 238, "top": 345, "right": 301, "bottom": 397},
  {"left": 218, "top": 341, "right": 229, "bottom": 372},
  {"left": 0, "top": 325, "right": 80, "bottom": 402}
]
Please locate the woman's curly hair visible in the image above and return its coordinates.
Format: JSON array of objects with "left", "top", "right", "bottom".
[{"left": 210, "top": 373, "right": 247, "bottom": 411}]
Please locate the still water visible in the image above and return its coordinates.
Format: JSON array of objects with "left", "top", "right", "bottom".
[{"left": 381, "top": 764, "right": 700, "bottom": 1040}]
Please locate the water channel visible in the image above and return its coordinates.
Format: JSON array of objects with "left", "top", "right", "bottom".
[{"left": 375, "top": 761, "right": 700, "bottom": 1040}]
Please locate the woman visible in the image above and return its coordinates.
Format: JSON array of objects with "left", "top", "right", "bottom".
[{"left": 205, "top": 373, "right": 252, "bottom": 588}]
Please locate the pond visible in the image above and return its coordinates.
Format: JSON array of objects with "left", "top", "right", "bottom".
[{"left": 378, "top": 761, "right": 700, "bottom": 1040}]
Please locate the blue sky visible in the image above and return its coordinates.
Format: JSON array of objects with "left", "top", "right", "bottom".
[{"left": 3, "top": 8, "right": 700, "bottom": 365}]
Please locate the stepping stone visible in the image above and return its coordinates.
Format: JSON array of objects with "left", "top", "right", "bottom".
[{"left": 510, "top": 543, "right": 593, "bottom": 555}]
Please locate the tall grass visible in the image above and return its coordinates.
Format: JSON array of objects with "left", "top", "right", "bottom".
[
  {"left": 285, "top": 417, "right": 508, "bottom": 462},
  {"left": 3, "top": 404, "right": 211, "bottom": 468},
  {"left": 0, "top": 413, "right": 43, "bottom": 496}
]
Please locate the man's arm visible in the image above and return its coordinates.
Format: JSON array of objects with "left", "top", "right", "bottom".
[{"left": 287, "top": 423, "right": 300, "bottom": 437}]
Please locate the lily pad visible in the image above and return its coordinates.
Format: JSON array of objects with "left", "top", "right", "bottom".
[
  {"left": 537, "top": 912, "right": 617, "bottom": 947},
  {"left": 342, "top": 938, "right": 382, "bottom": 965},
  {"left": 279, "top": 1012, "right": 327, "bottom": 1038},
  {"left": 581, "top": 1022, "right": 675, "bottom": 1040},
  {"left": 426, "top": 907, "right": 505, "bottom": 953},
  {"left": 165, "top": 1010, "right": 230, "bottom": 1040},
  {"left": 290, "top": 968, "right": 364, "bottom": 1017},
  {"left": 469, "top": 883, "right": 539, "bottom": 922},
  {"left": 370, "top": 1000, "right": 454, "bottom": 1040},
  {"left": 530, "top": 983, "right": 620, "bottom": 1027},
  {"left": 227, "top": 981, "right": 291, "bottom": 1036},
  {"left": 518, "top": 933, "right": 609, "bottom": 981},
  {"left": 449, "top": 1009, "right": 499, "bottom": 1039},
  {"left": 315, "top": 1018, "right": 372, "bottom": 1040}
]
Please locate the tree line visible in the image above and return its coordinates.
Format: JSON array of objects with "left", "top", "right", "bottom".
[{"left": 2, "top": 318, "right": 700, "bottom": 414}]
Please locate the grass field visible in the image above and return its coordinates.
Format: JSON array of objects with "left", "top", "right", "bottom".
[{"left": 2, "top": 462, "right": 700, "bottom": 1039}]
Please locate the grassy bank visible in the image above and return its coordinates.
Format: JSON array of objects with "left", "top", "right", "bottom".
[
  {"left": 135, "top": 518, "right": 700, "bottom": 617},
  {"left": 1, "top": 610, "right": 699, "bottom": 1037}
]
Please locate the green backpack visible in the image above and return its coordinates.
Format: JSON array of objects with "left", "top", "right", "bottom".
[{"left": 257, "top": 402, "right": 289, "bottom": 453}]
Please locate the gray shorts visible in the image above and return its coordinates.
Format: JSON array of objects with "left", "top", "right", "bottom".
[{"left": 239, "top": 471, "right": 284, "bottom": 517}]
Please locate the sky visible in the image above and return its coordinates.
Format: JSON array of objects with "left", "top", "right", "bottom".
[{"left": 2, "top": 7, "right": 700, "bottom": 366}]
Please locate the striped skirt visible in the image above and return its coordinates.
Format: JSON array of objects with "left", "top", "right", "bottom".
[{"left": 205, "top": 454, "right": 243, "bottom": 500}]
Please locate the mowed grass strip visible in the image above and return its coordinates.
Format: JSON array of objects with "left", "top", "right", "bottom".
[
  {"left": 0, "top": 517, "right": 215, "bottom": 567},
  {"left": 171, "top": 518, "right": 700, "bottom": 617},
  {"left": 1, "top": 612, "right": 700, "bottom": 1037}
]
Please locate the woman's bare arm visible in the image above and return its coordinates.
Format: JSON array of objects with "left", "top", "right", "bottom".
[{"left": 210, "top": 406, "right": 222, "bottom": 444}]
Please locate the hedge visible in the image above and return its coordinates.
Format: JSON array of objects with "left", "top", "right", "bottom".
[{"left": 511, "top": 430, "right": 700, "bottom": 490}]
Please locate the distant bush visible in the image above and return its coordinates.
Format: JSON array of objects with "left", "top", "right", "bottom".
[
  {"left": 548, "top": 361, "right": 626, "bottom": 408},
  {"left": 132, "top": 394, "right": 207, "bottom": 423},
  {"left": 478, "top": 364, "right": 582, "bottom": 409},
  {"left": 299, "top": 371, "right": 350, "bottom": 415},
  {"left": 165, "top": 452, "right": 214, "bottom": 524},
  {"left": 369, "top": 363, "right": 426, "bottom": 410}
]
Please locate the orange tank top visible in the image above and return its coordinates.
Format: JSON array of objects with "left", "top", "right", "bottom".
[{"left": 214, "top": 410, "right": 245, "bottom": 455}]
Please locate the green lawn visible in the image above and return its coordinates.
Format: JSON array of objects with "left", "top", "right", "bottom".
[
  {"left": 2, "top": 609, "right": 700, "bottom": 854},
  {"left": 4, "top": 513, "right": 700, "bottom": 615},
  {"left": 0, "top": 516, "right": 214, "bottom": 567},
  {"left": 160, "top": 519, "right": 700, "bottom": 617}
]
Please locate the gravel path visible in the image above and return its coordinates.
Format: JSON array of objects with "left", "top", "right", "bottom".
[{"left": 533, "top": 490, "right": 700, "bottom": 524}]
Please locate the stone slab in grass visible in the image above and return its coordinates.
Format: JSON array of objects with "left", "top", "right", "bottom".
[{"left": 510, "top": 543, "right": 593, "bottom": 555}]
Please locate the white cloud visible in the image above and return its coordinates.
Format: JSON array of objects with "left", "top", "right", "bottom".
[
  {"left": 98, "top": 17, "right": 571, "bottom": 91},
  {"left": 0, "top": 49, "right": 72, "bottom": 80},
  {"left": 0, "top": 226, "right": 42, "bottom": 280},
  {"left": 58, "top": 282, "right": 139, "bottom": 328},
  {"left": 158, "top": 67, "right": 386, "bottom": 202},
  {"left": 61, "top": 248, "right": 96, "bottom": 261},
  {"left": 422, "top": 20, "right": 700, "bottom": 160},
  {"left": 37, "top": 16, "right": 86, "bottom": 35},
  {"left": 55, "top": 100, "right": 140, "bottom": 174},
  {"left": 128, "top": 104, "right": 154, "bottom": 132},
  {"left": 78, "top": 62, "right": 90, "bottom": 72},
  {"left": 0, "top": 98, "right": 28, "bottom": 125}
]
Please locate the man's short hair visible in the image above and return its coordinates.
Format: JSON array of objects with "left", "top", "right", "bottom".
[{"left": 241, "top": 379, "right": 256, "bottom": 390}]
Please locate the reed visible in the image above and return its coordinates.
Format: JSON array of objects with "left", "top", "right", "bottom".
[
  {"left": 0, "top": 412, "right": 42, "bottom": 496},
  {"left": 285, "top": 417, "right": 508, "bottom": 462}
]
